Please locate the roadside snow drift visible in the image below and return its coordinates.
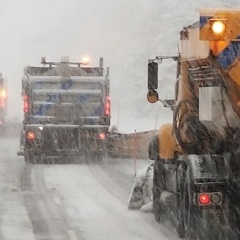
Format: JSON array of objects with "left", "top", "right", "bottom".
[{"left": 128, "top": 164, "right": 153, "bottom": 212}]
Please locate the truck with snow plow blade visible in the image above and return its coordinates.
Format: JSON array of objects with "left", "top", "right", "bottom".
[
  {"left": 0, "top": 74, "right": 7, "bottom": 135},
  {"left": 20, "top": 57, "right": 110, "bottom": 163},
  {"left": 147, "top": 9, "right": 240, "bottom": 239}
]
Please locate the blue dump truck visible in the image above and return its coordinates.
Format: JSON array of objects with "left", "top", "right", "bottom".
[{"left": 19, "top": 57, "right": 110, "bottom": 163}]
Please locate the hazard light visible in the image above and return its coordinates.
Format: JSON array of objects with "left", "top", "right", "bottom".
[
  {"left": 27, "top": 131, "right": 35, "bottom": 140},
  {"left": 0, "top": 89, "right": 6, "bottom": 98},
  {"left": 81, "top": 56, "right": 90, "bottom": 65},
  {"left": 210, "top": 19, "right": 226, "bottom": 35}
]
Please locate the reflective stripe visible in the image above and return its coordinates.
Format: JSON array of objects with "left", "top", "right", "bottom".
[
  {"left": 216, "top": 36, "right": 240, "bottom": 69},
  {"left": 33, "top": 79, "right": 74, "bottom": 116},
  {"left": 199, "top": 16, "right": 212, "bottom": 28},
  {"left": 30, "top": 78, "right": 104, "bottom": 124}
]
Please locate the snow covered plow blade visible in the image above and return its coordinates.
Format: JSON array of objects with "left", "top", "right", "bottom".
[{"left": 107, "top": 130, "right": 157, "bottom": 159}]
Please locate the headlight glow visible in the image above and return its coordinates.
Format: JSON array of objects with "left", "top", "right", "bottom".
[
  {"left": 82, "top": 56, "right": 90, "bottom": 65},
  {"left": 212, "top": 20, "right": 226, "bottom": 34}
]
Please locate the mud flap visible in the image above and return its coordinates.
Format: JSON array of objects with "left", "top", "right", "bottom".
[{"left": 17, "top": 146, "right": 25, "bottom": 156}]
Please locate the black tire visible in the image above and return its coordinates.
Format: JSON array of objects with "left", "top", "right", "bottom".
[
  {"left": 152, "top": 179, "right": 161, "bottom": 223},
  {"left": 24, "top": 153, "right": 31, "bottom": 164},
  {"left": 152, "top": 159, "right": 166, "bottom": 223},
  {"left": 229, "top": 155, "right": 240, "bottom": 238},
  {"left": 176, "top": 162, "right": 197, "bottom": 239},
  {"left": 95, "top": 152, "right": 103, "bottom": 162},
  {"left": 24, "top": 152, "right": 36, "bottom": 164},
  {"left": 148, "top": 135, "right": 159, "bottom": 160},
  {"left": 173, "top": 100, "right": 210, "bottom": 154},
  {"left": 24, "top": 152, "right": 42, "bottom": 164},
  {"left": 173, "top": 100, "right": 198, "bottom": 151}
]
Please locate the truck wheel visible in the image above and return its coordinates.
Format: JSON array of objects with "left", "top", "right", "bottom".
[
  {"left": 95, "top": 152, "right": 103, "bottom": 162},
  {"left": 24, "top": 154, "right": 31, "bottom": 164},
  {"left": 177, "top": 162, "right": 197, "bottom": 239},
  {"left": 148, "top": 135, "right": 159, "bottom": 160},
  {"left": 152, "top": 181, "right": 161, "bottom": 222},
  {"left": 153, "top": 160, "right": 166, "bottom": 223},
  {"left": 24, "top": 153, "right": 40, "bottom": 164},
  {"left": 24, "top": 153, "right": 34, "bottom": 164}
]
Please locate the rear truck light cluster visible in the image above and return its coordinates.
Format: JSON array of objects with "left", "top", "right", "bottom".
[
  {"left": 196, "top": 192, "right": 222, "bottom": 206},
  {"left": 26, "top": 131, "right": 41, "bottom": 149},
  {"left": 105, "top": 96, "right": 110, "bottom": 116},
  {"left": 23, "top": 94, "right": 29, "bottom": 113}
]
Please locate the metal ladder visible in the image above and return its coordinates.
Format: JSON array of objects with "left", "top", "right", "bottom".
[{"left": 188, "top": 65, "right": 223, "bottom": 86}]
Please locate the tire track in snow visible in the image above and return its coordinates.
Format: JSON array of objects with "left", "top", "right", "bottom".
[
  {"left": 87, "top": 157, "right": 130, "bottom": 205},
  {"left": 20, "top": 164, "right": 53, "bottom": 239},
  {"left": 86, "top": 157, "right": 180, "bottom": 240},
  {"left": 20, "top": 164, "right": 79, "bottom": 240}
]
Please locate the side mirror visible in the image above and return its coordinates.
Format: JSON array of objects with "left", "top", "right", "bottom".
[
  {"left": 147, "top": 89, "right": 158, "bottom": 103},
  {"left": 148, "top": 62, "right": 158, "bottom": 89}
]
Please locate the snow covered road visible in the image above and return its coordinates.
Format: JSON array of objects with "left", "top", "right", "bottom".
[{"left": 0, "top": 136, "right": 180, "bottom": 240}]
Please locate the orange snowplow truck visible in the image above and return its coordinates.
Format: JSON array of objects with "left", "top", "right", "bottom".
[{"left": 147, "top": 9, "right": 240, "bottom": 240}]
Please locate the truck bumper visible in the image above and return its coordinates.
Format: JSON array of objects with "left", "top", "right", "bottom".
[{"left": 23, "top": 124, "right": 108, "bottom": 161}]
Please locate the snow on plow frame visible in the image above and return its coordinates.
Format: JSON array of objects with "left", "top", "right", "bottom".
[{"left": 108, "top": 130, "right": 157, "bottom": 159}]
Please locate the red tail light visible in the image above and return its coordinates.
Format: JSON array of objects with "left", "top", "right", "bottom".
[
  {"left": 199, "top": 193, "right": 210, "bottom": 205},
  {"left": 24, "top": 102, "right": 29, "bottom": 113},
  {"left": 98, "top": 132, "right": 106, "bottom": 140},
  {"left": 27, "top": 131, "right": 35, "bottom": 140},
  {"left": 23, "top": 94, "right": 28, "bottom": 101},
  {"left": 105, "top": 96, "right": 110, "bottom": 116},
  {"left": 23, "top": 94, "right": 29, "bottom": 113}
]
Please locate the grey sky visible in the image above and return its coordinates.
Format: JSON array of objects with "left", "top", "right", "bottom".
[
  {"left": 1, "top": 0, "right": 239, "bottom": 131},
  {"left": 1, "top": 0, "right": 132, "bottom": 120}
]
